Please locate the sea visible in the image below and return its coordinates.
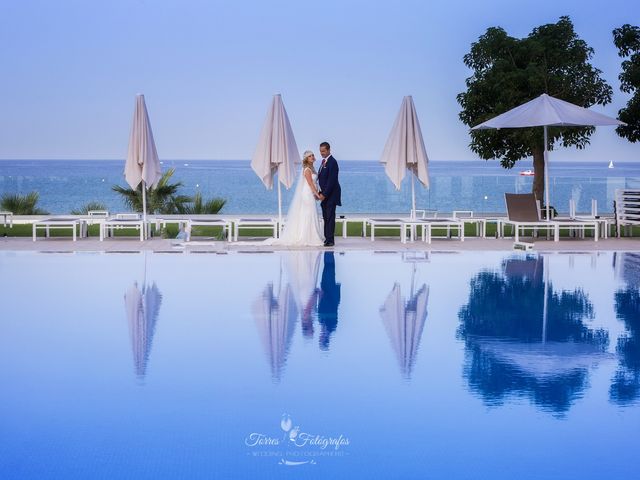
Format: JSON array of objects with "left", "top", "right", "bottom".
[{"left": 0, "top": 159, "right": 639, "bottom": 215}]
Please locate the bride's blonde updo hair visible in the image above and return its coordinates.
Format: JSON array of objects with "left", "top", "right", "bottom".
[{"left": 302, "top": 150, "right": 316, "bottom": 173}]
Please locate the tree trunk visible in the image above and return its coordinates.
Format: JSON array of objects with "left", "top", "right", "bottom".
[{"left": 532, "top": 146, "right": 545, "bottom": 204}]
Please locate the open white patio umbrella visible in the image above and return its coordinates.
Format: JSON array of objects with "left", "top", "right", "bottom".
[
  {"left": 252, "top": 282, "right": 298, "bottom": 382},
  {"left": 380, "top": 96, "right": 430, "bottom": 218},
  {"left": 472, "top": 93, "right": 624, "bottom": 220},
  {"left": 251, "top": 94, "right": 300, "bottom": 233},
  {"left": 124, "top": 94, "right": 163, "bottom": 237},
  {"left": 379, "top": 267, "right": 429, "bottom": 380},
  {"left": 124, "top": 281, "right": 162, "bottom": 379}
]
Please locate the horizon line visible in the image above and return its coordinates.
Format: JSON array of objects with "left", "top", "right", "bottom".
[{"left": 0, "top": 158, "right": 635, "bottom": 163}]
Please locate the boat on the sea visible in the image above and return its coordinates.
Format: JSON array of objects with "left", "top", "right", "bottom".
[
  {"left": 608, "top": 161, "right": 614, "bottom": 169},
  {"left": 519, "top": 169, "right": 535, "bottom": 176}
]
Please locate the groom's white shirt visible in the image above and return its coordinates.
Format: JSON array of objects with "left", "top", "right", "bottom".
[{"left": 319, "top": 155, "right": 330, "bottom": 172}]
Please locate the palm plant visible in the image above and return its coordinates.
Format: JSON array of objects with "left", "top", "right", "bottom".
[
  {"left": 70, "top": 201, "right": 108, "bottom": 215},
  {"left": 112, "top": 168, "right": 190, "bottom": 214},
  {"left": 0, "top": 191, "right": 49, "bottom": 215},
  {"left": 184, "top": 192, "right": 226, "bottom": 214}
]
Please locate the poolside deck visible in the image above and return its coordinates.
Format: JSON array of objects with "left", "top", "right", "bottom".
[{"left": 1, "top": 236, "right": 638, "bottom": 252}]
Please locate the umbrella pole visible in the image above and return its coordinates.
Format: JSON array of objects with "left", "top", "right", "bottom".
[
  {"left": 142, "top": 180, "right": 148, "bottom": 239},
  {"left": 411, "top": 173, "right": 416, "bottom": 219},
  {"left": 542, "top": 254, "right": 548, "bottom": 344},
  {"left": 277, "top": 178, "right": 282, "bottom": 238},
  {"left": 544, "top": 126, "right": 550, "bottom": 222}
]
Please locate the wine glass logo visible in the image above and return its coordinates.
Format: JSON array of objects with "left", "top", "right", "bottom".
[
  {"left": 280, "top": 414, "right": 292, "bottom": 439},
  {"left": 280, "top": 414, "right": 300, "bottom": 442}
]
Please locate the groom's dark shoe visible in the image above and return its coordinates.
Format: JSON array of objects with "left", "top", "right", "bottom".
[{"left": 324, "top": 241, "right": 334, "bottom": 247}]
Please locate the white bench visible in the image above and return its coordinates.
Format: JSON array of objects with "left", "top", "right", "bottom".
[
  {"left": 188, "top": 218, "right": 233, "bottom": 242},
  {"left": 79, "top": 210, "right": 109, "bottom": 237},
  {"left": 233, "top": 218, "right": 278, "bottom": 241},
  {"left": 101, "top": 214, "right": 145, "bottom": 241},
  {"left": 335, "top": 215, "right": 368, "bottom": 238},
  {"left": 366, "top": 218, "right": 407, "bottom": 241},
  {"left": 32, "top": 217, "right": 80, "bottom": 241},
  {"left": 554, "top": 219, "right": 600, "bottom": 242},
  {"left": 452, "top": 210, "right": 486, "bottom": 237},
  {"left": 401, "top": 218, "right": 465, "bottom": 244}
]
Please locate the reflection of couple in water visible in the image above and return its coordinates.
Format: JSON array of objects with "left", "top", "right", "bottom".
[{"left": 299, "top": 252, "right": 341, "bottom": 350}]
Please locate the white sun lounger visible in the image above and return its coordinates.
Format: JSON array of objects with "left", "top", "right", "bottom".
[
  {"left": 615, "top": 189, "right": 640, "bottom": 237},
  {"left": 366, "top": 218, "right": 407, "bottom": 241},
  {"left": 453, "top": 210, "right": 486, "bottom": 237},
  {"left": 101, "top": 214, "right": 145, "bottom": 241},
  {"left": 503, "top": 193, "right": 599, "bottom": 242},
  {"left": 401, "top": 218, "right": 465, "bottom": 244},
  {"left": 79, "top": 210, "right": 109, "bottom": 237},
  {"left": 233, "top": 218, "right": 278, "bottom": 241},
  {"left": 188, "top": 218, "right": 233, "bottom": 242},
  {"left": 32, "top": 217, "right": 81, "bottom": 241}
]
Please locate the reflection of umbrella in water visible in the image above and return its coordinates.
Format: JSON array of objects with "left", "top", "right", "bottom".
[
  {"left": 252, "top": 282, "right": 298, "bottom": 382},
  {"left": 380, "top": 263, "right": 429, "bottom": 379},
  {"left": 471, "top": 339, "right": 607, "bottom": 379},
  {"left": 124, "top": 281, "right": 162, "bottom": 379},
  {"left": 458, "top": 254, "right": 609, "bottom": 414}
]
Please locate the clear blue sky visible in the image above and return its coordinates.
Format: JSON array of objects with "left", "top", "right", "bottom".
[{"left": 0, "top": 0, "right": 638, "bottom": 161}]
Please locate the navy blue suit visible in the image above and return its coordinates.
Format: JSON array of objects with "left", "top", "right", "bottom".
[
  {"left": 317, "top": 155, "right": 341, "bottom": 244},
  {"left": 318, "top": 252, "right": 340, "bottom": 350}
]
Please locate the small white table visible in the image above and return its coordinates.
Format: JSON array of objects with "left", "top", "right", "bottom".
[
  {"left": 33, "top": 218, "right": 80, "bottom": 241},
  {"left": 101, "top": 217, "right": 145, "bottom": 241},
  {"left": 233, "top": 218, "right": 278, "bottom": 241},
  {"left": 554, "top": 219, "right": 600, "bottom": 242},
  {"left": 79, "top": 210, "right": 109, "bottom": 237},
  {"left": 574, "top": 216, "right": 611, "bottom": 239},
  {"left": 336, "top": 216, "right": 368, "bottom": 238},
  {"left": 401, "top": 219, "right": 465, "bottom": 244},
  {"left": 0, "top": 211, "right": 13, "bottom": 228},
  {"left": 188, "top": 218, "right": 233, "bottom": 242},
  {"left": 366, "top": 218, "right": 407, "bottom": 241}
]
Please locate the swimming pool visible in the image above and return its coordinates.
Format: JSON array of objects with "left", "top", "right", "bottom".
[{"left": 0, "top": 250, "right": 638, "bottom": 479}]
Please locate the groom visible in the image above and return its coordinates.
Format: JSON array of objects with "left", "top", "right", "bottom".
[{"left": 317, "top": 142, "right": 341, "bottom": 247}]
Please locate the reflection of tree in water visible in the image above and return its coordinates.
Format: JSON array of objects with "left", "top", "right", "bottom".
[
  {"left": 457, "top": 256, "right": 608, "bottom": 415},
  {"left": 611, "top": 253, "right": 640, "bottom": 405}
]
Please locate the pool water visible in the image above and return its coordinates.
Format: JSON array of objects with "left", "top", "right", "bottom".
[{"left": 0, "top": 250, "right": 638, "bottom": 479}]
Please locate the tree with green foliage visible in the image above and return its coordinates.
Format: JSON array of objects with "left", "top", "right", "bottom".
[
  {"left": 70, "top": 201, "right": 108, "bottom": 215},
  {"left": 183, "top": 192, "right": 226, "bottom": 214},
  {"left": 0, "top": 191, "right": 49, "bottom": 215},
  {"left": 112, "top": 168, "right": 191, "bottom": 214},
  {"left": 113, "top": 168, "right": 227, "bottom": 215},
  {"left": 613, "top": 24, "right": 640, "bottom": 142},
  {"left": 458, "top": 16, "right": 612, "bottom": 201}
]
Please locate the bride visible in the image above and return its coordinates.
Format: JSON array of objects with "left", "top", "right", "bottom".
[{"left": 275, "top": 150, "right": 325, "bottom": 246}]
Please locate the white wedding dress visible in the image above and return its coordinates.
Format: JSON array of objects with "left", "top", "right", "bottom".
[{"left": 275, "top": 167, "right": 325, "bottom": 246}]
